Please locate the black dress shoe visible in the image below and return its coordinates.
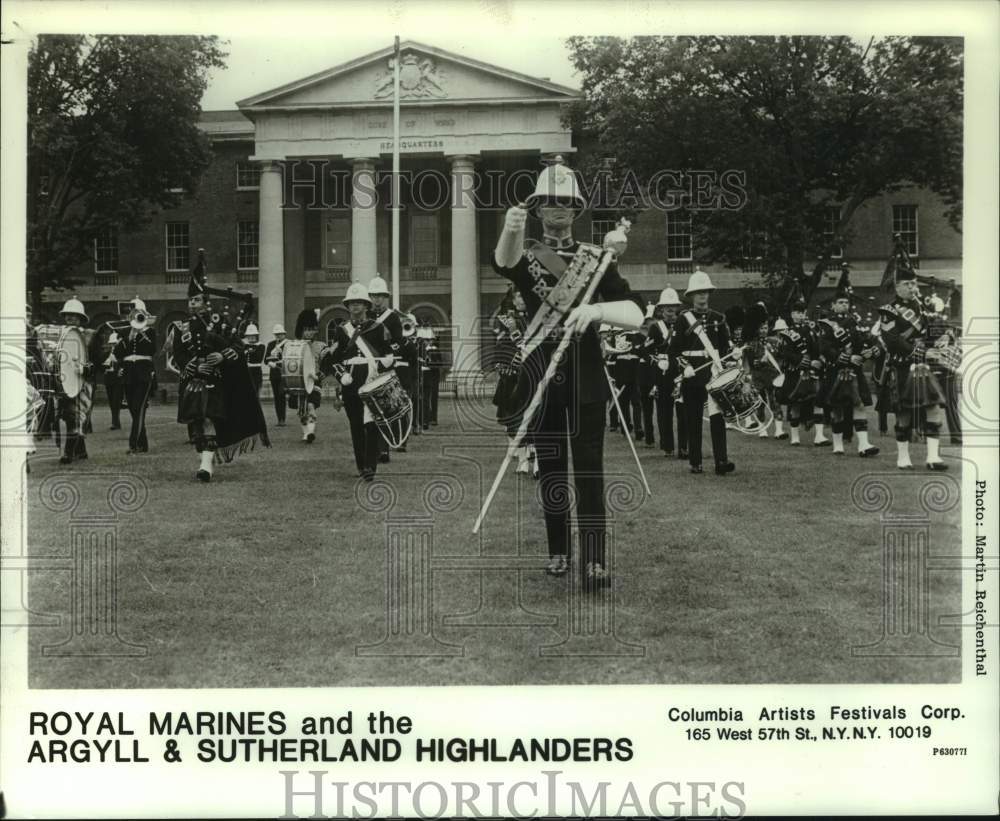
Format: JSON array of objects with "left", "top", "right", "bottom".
[
  {"left": 926, "top": 461, "right": 949, "bottom": 471},
  {"left": 585, "top": 562, "right": 612, "bottom": 590},
  {"left": 775, "top": 432, "right": 789, "bottom": 440},
  {"left": 859, "top": 447, "right": 880, "bottom": 457},
  {"left": 361, "top": 469, "right": 375, "bottom": 482},
  {"left": 109, "top": 425, "right": 121, "bottom": 430},
  {"left": 306, "top": 433, "right": 315, "bottom": 443},
  {"left": 715, "top": 461, "right": 735, "bottom": 475},
  {"left": 678, "top": 449, "right": 688, "bottom": 459},
  {"left": 545, "top": 555, "right": 569, "bottom": 576},
  {"left": 59, "top": 454, "right": 73, "bottom": 465},
  {"left": 690, "top": 465, "right": 703, "bottom": 474},
  {"left": 196, "top": 470, "right": 211, "bottom": 483},
  {"left": 663, "top": 449, "right": 674, "bottom": 457}
]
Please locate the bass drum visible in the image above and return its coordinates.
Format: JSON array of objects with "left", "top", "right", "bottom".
[
  {"left": 281, "top": 340, "right": 316, "bottom": 394},
  {"left": 35, "top": 324, "right": 88, "bottom": 398}
]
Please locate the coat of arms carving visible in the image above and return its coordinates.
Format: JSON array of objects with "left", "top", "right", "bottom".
[{"left": 374, "top": 52, "right": 447, "bottom": 99}]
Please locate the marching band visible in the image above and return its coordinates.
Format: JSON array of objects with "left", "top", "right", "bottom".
[{"left": 22, "top": 160, "right": 960, "bottom": 592}]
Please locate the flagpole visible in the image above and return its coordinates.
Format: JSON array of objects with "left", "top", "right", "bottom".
[{"left": 391, "top": 36, "right": 401, "bottom": 311}]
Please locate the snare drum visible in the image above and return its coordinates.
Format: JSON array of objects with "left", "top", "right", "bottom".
[
  {"left": 35, "top": 324, "right": 88, "bottom": 398},
  {"left": 706, "top": 366, "right": 765, "bottom": 428},
  {"left": 358, "top": 371, "right": 413, "bottom": 448},
  {"left": 281, "top": 340, "right": 317, "bottom": 394}
]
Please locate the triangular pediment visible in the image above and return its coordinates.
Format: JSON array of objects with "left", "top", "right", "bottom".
[{"left": 237, "top": 40, "right": 578, "bottom": 110}]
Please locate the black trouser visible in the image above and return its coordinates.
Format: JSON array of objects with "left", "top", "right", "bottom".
[
  {"left": 105, "top": 376, "right": 124, "bottom": 427},
  {"left": 680, "top": 378, "right": 728, "bottom": 467},
  {"left": 427, "top": 369, "right": 440, "bottom": 423},
  {"left": 531, "top": 398, "right": 607, "bottom": 570},
  {"left": 343, "top": 392, "right": 380, "bottom": 474},
  {"left": 124, "top": 377, "right": 153, "bottom": 451},
  {"left": 249, "top": 367, "right": 263, "bottom": 395},
  {"left": 420, "top": 369, "right": 438, "bottom": 427},
  {"left": 638, "top": 385, "right": 655, "bottom": 444},
  {"left": 617, "top": 381, "right": 642, "bottom": 436},
  {"left": 396, "top": 364, "right": 415, "bottom": 445},
  {"left": 269, "top": 371, "right": 286, "bottom": 423},
  {"left": 655, "top": 376, "right": 686, "bottom": 453}
]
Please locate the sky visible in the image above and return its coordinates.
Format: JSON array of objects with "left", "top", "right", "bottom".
[{"left": 201, "top": 34, "right": 579, "bottom": 110}]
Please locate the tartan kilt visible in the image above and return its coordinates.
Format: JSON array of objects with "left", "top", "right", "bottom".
[
  {"left": 774, "top": 368, "right": 800, "bottom": 405},
  {"left": 784, "top": 370, "right": 818, "bottom": 405},
  {"left": 820, "top": 368, "right": 873, "bottom": 408},
  {"left": 895, "top": 363, "right": 946, "bottom": 409},
  {"left": 177, "top": 378, "right": 227, "bottom": 423}
]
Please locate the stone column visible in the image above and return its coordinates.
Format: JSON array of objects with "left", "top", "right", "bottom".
[
  {"left": 258, "top": 160, "right": 285, "bottom": 342},
  {"left": 351, "top": 158, "right": 378, "bottom": 287},
  {"left": 449, "top": 155, "right": 479, "bottom": 395}
]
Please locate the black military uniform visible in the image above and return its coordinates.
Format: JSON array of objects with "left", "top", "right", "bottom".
[
  {"left": 421, "top": 331, "right": 445, "bottom": 427},
  {"left": 644, "top": 317, "right": 686, "bottom": 456},
  {"left": 103, "top": 336, "right": 125, "bottom": 430},
  {"left": 112, "top": 326, "right": 157, "bottom": 453},
  {"left": 327, "top": 318, "right": 394, "bottom": 480},
  {"left": 611, "top": 332, "right": 643, "bottom": 439},
  {"left": 493, "top": 235, "right": 643, "bottom": 582},
  {"left": 636, "top": 327, "right": 658, "bottom": 446},
  {"left": 244, "top": 338, "right": 266, "bottom": 395},
  {"left": 669, "top": 304, "right": 734, "bottom": 474},
  {"left": 264, "top": 336, "right": 287, "bottom": 425}
]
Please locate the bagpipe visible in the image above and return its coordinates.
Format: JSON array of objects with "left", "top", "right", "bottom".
[{"left": 162, "top": 248, "right": 258, "bottom": 372}]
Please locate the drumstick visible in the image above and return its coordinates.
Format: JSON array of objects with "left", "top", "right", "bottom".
[{"left": 604, "top": 363, "right": 652, "bottom": 497}]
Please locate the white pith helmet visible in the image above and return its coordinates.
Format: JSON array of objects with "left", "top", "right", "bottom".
[
  {"left": 272, "top": 323, "right": 286, "bottom": 335},
  {"left": 343, "top": 282, "right": 373, "bottom": 306},
  {"left": 368, "top": 276, "right": 389, "bottom": 296},
  {"left": 524, "top": 156, "right": 586, "bottom": 211},
  {"left": 657, "top": 287, "right": 681, "bottom": 307},
  {"left": 685, "top": 269, "right": 715, "bottom": 295},
  {"left": 59, "top": 297, "right": 88, "bottom": 322}
]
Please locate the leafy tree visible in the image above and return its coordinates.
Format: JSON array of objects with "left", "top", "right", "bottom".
[
  {"left": 566, "top": 35, "right": 963, "bottom": 307},
  {"left": 27, "top": 35, "right": 227, "bottom": 308}
]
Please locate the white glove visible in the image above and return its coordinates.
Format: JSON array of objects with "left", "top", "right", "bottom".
[
  {"left": 340, "top": 373, "right": 353, "bottom": 386},
  {"left": 379, "top": 356, "right": 395, "bottom": 368},
  {"left": 683, "top": 365, "right": 695, "bottom": 379},
  {"left": 504, "top": 205, "right": 528, "bottom": 232},
  {"left": 657, "top": 357, "right": 670, "bottom": 372},
  {"left": 566, "top": 304, "right": 602, "bottom": 334}
]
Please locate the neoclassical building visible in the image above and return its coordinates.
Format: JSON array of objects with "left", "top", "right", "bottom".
[{"left": 48, "top": 41, "right": 962, "bottom": 384}]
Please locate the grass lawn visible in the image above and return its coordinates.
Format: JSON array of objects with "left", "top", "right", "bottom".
[{"left": 24, "top": 396, "right": 961, "bottom": 687}]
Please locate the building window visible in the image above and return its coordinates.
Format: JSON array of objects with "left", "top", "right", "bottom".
[
  {"left": 892, "top": 205, "right": 919, "bottom": 256},
  {"left": 94, "top": 226, "right": 119, "bottom": 273},
  {"left": 236, "top": 161, "right": 261, "bottom": 190},
  {"left": 237, "top": 220, "right": 259, "bottom": 270},
  {"left": 165, "top": 222, "right": 190, "bottom": 271},
  {"left": 410, "top": 212, "right": 439, "bottom": 266},
  {"left": 823, "top": 206, "right": 843, "bottom": 259},
  {"left": 325, "top": 213, "right": 351, "bottom": 268},
  {"left": 665, "top": 211, "right": 692, "bottom": 261},
  {"left": 591, "top": 213, "right": 618, "bottom": 246}
]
